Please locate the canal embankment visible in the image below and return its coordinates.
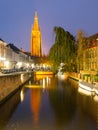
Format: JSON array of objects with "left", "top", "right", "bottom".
[
  {"left": 69, "top": 72, "right": 98, "bottom": 95},
  {"left": 69, "top": 72, "right": 79, "bottom": 81},
  {"left": 0, "top": 71, "right": 33, "bottom": 104}
]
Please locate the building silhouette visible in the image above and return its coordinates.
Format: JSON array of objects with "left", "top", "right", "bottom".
[{"left": 30, "top": 12, "right": 42, "bottom": 57}]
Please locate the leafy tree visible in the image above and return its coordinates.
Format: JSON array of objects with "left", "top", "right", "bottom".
[
  {"left": 76, "top": 29, "right": 87, "bottom": 72},
  {"left": 48, "top": 26, "right": 76, "bottom": 72}
]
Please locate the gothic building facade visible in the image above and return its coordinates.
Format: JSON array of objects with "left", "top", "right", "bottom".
[{"left": 30, "top": 12, "right": 42, "bottom": 57}]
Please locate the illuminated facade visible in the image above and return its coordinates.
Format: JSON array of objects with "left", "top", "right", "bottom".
[
  {"left": 0, "top": 39, "right": 31, "bottom": 69},
  {"left": 30, "top": 12, "right": 42, "bottom": 57},
  {"left": 81, "top": 33, "right": 98, "bottom": 75},
  {"left": 0, "top": 39, "right": 6, "bottom": 68}
]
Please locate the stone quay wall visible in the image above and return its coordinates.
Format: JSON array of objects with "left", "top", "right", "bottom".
[{"left": 0, "top": 72, "right": 33, "bottom": 104}]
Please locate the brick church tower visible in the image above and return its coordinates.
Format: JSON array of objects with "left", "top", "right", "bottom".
[{"left": 30, "top": 12, "right": 42, "bottom": 57}]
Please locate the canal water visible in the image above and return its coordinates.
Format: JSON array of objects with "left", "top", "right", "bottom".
[{"left": 0, "top": 74, "right": 98, "bottom": 130}]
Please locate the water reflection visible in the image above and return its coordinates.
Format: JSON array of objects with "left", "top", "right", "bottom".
[
  {"left": 48, "top": 78, "right": 77, "bottom": 129},
  {"left": 30, "top": 89, "right": 42, "bottom": 125},
  {"left": 78, "top": 83, "right": 98, "bottom": 129},
  {"left": 20, "top": 74, "right": 53, "bottom": 127},
  {"left": 0, "top": 91, "right": 21, "bottom": 130},
  {"left": 20, "top": 75, "right": 98, "bottom": 130},
  {"left": 28, "top": 75, "right": 52, "bottom": 125},
  {"left": 20, "top": 87, "right": 28, "bottom": 102},
  {"left": 77, "top": 87, "right": 98, "bottom": 130},
  {"left": 20, "top": 74, "right": 24, "bottom": 83},
  {"left": 1, "top": 75, "right": 98, "bottom": 130}
]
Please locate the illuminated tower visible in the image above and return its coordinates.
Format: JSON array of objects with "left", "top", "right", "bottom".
[{"left": 30, "top": 12, "right": 42, "bottom": 57}]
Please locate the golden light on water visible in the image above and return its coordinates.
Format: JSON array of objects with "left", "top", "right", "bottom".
[
  {"left": 30, "top": 89, "right": 41, "bottom": 125},
  {"left": 20, "top": 74, "right": 24, "bottom": 83},
  {"left": 20, "top": 89, "right": 24, "bottom": 102}
]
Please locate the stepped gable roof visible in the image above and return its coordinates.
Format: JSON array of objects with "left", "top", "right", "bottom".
[
  {"left": 84, "top": 33, "right": 98, "bottom": 40},
  {"left": 88, "top": 33, "right": 98, "bottom": 40},
  {"left": 83, "top": 33, "right": 98, "bottom": 49},
  {"left": 87, "top": 33, "right": 98, "bottom": 46},
  {"left": 7, "top": 43, "right": 20, "bottom": 54}
]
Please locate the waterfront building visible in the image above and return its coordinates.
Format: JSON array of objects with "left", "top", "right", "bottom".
[
  {"left": 6, "top": 44, "right": 21, "bottom": 69},
  {"left": 0, "top": 39, "right": 6, "bottom": 69},
  {"left": 0, "top": 39, "right": 32, "bottom": 70},
  {"left": 5, "top": 44, "right": 13, "bottom": 69},
  {"left": 30, "top": 12, "right": 42, "bottom": 57},
  {"left": 7, "top": 44, "right": 29, "bottom": 69},
  {"left": 81, "top": 33, "right": 98, "bottom": 75}
]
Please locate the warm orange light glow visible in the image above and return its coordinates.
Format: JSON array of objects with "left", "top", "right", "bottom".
[
  {"left": 30, "top": 12, "right": 42, "bottom": 57},
  {"left": 30, "top": 89, "right": 42, "bottom": 124},
  {"left": 34, "top": 71, "right": 54, "bottom": 75},
  {"left": 20, "top": 74, "right": 24, "bottom": 83}
]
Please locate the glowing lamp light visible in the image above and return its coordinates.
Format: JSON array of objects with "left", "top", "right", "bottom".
[
  {"left": 43, "top": 78, "right": 45, "bottom": 89},
  {"left": 31, "top": 63, "right": 35, "bottom": 68},
  {"left": 0, "top": 57, "right": 5, "bottom": 61},
  {"left": 4, "top": 61, "right": 10, "bottom": 68},
  {"left": 26, "top": 63, "right": 29, "bottom": 68},
  {"left": 21, "top": 74, "right": 24, "bottom": 83},
  {"left": 17, "top": 62, "right": 22, "bottom": 68},
  {"left": 20, "top": 89, "right": 24, "bottom": 102}
]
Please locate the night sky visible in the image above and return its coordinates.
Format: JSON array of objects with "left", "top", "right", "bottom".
[{"left": 0, "top": 0, "right": 98, "bottom": 54}]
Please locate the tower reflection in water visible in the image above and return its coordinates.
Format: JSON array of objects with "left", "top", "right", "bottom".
[
  {"left": 30, "top": 75, "right": 52, "bottom": 125},
  {"left": 30, "top": 88, "right": 42, "bottom": 125},
  {"left": 20, "top": 74, "right": 52, "bottom": 125}
]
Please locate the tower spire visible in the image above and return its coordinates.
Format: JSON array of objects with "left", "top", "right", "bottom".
[
  {"left": 33, "top": 11, "right": 39, "bottom": 30},
  {"left": 30, "top": 11, "right": 42, "bottom": 57},
  {"left": 35, "top": 11, "right": 38, "bottom": 18}
]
